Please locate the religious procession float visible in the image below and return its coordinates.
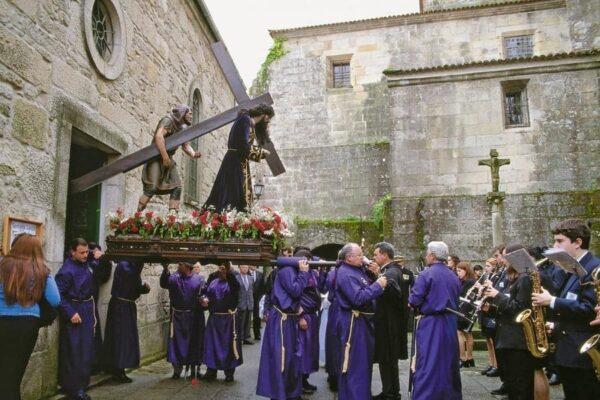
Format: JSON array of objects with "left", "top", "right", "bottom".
[{"left": 103, "top": 206, "right": 292, "bottom": 265}]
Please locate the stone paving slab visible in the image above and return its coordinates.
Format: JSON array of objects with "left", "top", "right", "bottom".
[{"left": 86, "top": 338, "right": 565, "bottom": 400}]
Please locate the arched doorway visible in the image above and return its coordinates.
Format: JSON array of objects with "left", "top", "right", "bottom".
[{"left": 311, "top": 243, "right": 343, "bottom": 261}]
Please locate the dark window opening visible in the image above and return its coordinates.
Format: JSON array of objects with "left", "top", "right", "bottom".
[
  {"left": 504, "top": 35, "right": 533, "bottom": 59},
  {"left": 502, "top": 80, "right": 530, "bottom": 128},
  {"left": 332, "top": 63, "right": 351, "bottom": 88}
]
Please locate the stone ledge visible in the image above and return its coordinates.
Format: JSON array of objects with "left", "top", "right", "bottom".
[
  {"left": 270, "top": 0, "right": 565, "bottom": 39},
  {"left": 387, "top": 53, "right": 600, "bottom": 87}
]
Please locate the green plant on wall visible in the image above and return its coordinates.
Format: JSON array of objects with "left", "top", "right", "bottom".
[{"left": 251, "top": 37, "right": 288, "bottom": 95}]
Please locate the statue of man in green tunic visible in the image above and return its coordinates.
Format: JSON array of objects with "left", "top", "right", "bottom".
[{"left": 137, "top": 104, "right": 201, "bottom": 212}]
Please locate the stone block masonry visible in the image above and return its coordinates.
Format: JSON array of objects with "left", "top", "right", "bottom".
[
  {"left": 258, "top": 0, "right": 599, "bottom": 263},
  {"left": 0, "top": 1, "right": 235, "bottom": 398}
]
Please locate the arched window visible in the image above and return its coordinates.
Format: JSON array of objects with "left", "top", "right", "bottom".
[{"left": 186, "top": 89, "right": 202, "bottom": 204}]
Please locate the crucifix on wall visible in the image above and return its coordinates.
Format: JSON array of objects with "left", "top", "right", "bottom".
[{"left": 69, "top": 41, "right": 285, "bottom": 195}]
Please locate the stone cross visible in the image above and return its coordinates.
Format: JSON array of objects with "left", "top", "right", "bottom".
[
  {"left": 478, "top": 149, "right": 510, "bottom": 247},
  {"left": 478, "top": 149, "right": 510, "bottom": 194}
]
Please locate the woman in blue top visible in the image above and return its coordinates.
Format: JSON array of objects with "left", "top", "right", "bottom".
[{"left": 0, "top": 234, "right": 61, "bottom": 400}]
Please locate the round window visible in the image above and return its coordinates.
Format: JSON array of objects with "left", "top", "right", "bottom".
[{"left": 83, "top": 0, "right": 126, "bottom": 80}]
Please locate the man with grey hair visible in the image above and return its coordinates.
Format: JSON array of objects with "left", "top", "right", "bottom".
[
  {"left": 335, "top": 242, "right": 387, "bottom": 400},
  {"left": 408, "top": 241, "right": 462, "bottom": 400}
]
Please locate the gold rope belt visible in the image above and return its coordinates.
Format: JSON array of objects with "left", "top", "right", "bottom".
[
  {"left": 341, "top": 309, "right": 375, "bottom": 374},
  {"left": 213, "top": 308, "right": 240, "bottom": 360},
  {"left": 116, "top": 297, "right": 136, "bottom": 303},
  {"left": 71, "top": 297, "right": 97, "bottom": 329},
  {"left": 411, "top": 315, "right": 422, "bottom": 373},
  {"left": 169, "top": 308, "right": 192, "bottom": 339},
  {"left": 273, "top": 305, "right": 301, "bottom": 373}
]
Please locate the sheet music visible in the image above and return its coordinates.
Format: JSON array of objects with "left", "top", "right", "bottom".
[
  {"left": 504, "top": 248, "right": 537, "bottom": 274},
  {"left": 543, "top": 248, "right": 587, "bottom": 277}
]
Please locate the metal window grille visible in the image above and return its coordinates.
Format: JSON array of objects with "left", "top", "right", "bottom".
[
  {"left": 332, "top": 63, "right": 351, "bottom": 88},
  {"left": 91, "top": 0, "right": 114, "bottom": 61},
  {"left": 504, "top": 35, "right": 533, "bottom": 59},
  {"left": 503, "top": 89, "right": 529, "bottom": 127}
]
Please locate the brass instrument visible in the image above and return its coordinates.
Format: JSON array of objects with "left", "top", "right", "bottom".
[
  {"left": 515, "top": 266, "right": 551, "bottom": 358},
  {"left": 579, "top": 266, "right": 600, "bottom": 379}
]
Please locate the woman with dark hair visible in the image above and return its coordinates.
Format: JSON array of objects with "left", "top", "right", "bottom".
[
  {"left": 447, "top": 255, "right": 460, "bottom": 273},
  {"left": 479, "top": 258, "right": 499, "bottom": 377},
  {"left": 456, "top": 261, "right": 476, "bottom": 368},
  {"left": 204, "top": 104, "right": 273, "bottom": 212},
  {"left": 0, "top": 234, "right": 60, "bottom": 400}
]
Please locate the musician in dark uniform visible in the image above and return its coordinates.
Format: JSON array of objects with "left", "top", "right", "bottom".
[
  {"left": 369, "top": 242, "right": 409, "bottom": 400},
  {"left": 456, "top": 262, "right": 476, "bottom": 368},
  {"left": 490, "top": 245, "right": 510, "bottom": 395},
  {"left": 484, "top": 244, "right": 547, "bottom": 400},
  {"left": 532, "top": 219, "right": 600, "bottom": 400},
  {"left": 479, "top": 257, "right": 499, "bottom": 376}
]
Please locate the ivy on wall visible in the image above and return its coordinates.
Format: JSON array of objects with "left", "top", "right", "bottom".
[{"left": 251, "top": 37, "right": 289, "bottom": 96}]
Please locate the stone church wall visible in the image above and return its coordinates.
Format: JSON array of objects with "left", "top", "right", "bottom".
[
  {"left": 0, "top": 1, "right": 233, "bottom": 398},
  {"left": 260, "top": 0, "right": 598, "bottom": 259}
]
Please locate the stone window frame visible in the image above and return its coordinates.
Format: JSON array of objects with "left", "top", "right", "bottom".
[
  {"left": 83, "top": 0, "right": 127, "bottom": 80},
  {"left": 184, "top": 87, "right": 203, "bottom": 207},
  {"left": 501, "top": 79, "right": 530, "bottom": 129},
  {"left": 501, "top": 29, "right": 535, "bottom": 60},
  {"left": 326, "top": 54, "right": 353, "bottom": 90}
]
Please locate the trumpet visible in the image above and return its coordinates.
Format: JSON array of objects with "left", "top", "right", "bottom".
[{"left": 579, "top": 266, "right": 600, "bottom": 379}]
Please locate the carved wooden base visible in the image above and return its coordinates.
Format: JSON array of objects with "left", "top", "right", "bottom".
[{"left": 105, "top": 236, "right": 276, "bottom": 265}]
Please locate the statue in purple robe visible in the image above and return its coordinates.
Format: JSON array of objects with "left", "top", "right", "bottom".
[
  {"left": 103, "top": 260, "right": 150, "bottom": 383},
  {"left": 408, "top": 241, "right": 462, "bottom": 400},
  {"left": 55, "top": 239, "right": 98, "bottom": 400},
  {"left": 160, "top": 262, "right": 206, "bottom": 379},
  {"left": 256, "top": 257, "right": 310, "bottom": 399},
  {"left": 202, "top": 262, "right": 242, "bottom": 381},
  {"left": 335, "top": 243, "right": 386, "bottom": 400}
]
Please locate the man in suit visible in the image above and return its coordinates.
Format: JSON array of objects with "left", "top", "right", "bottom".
[
  {"left": 532, "top": 219, "right": 600, "bottom": 400},
  {"left": 250, "top": 265, "right": 265, "bottom": 340},
  {"left": 369, "top": 242, "right": 408, "bottom": 400},
  {"left": 236, "top": 265, "right": 254, "bottom": 344}
]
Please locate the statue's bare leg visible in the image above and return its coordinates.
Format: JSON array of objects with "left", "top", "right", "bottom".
[{"left": 138, "top": 194, "right": 152, "bottom": 211}]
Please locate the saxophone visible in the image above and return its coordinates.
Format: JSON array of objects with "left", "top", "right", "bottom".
[
  {"left": 579, "top": 266, "right": 600, "bottom": 380},
  {"left": 515, "top": 263, "right": 551, "bottom": 359}
]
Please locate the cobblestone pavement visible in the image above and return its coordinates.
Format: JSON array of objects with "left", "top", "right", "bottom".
[{"left": 86, "top": 339, "right": 565, "bottom": 400}]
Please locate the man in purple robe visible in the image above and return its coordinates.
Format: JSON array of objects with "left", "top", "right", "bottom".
[
  {"left": 294, "top": 250, "right": 328, "bottom": 394},
  {"left": 256, "top": 256, "right": 310, "bottom": 400},
  {"left": 86, "top": 243, "right": 112, "bottom": 374},
  {"left": 160, "top": 262, "right": 206, "bottom": 380},
  {"left": 55, "top": 238, "right": 97, "bottom": 400},
  {"left": 408, "top": 241, "right": 462, "bottom": 400},
  {"left": 103, "top": 260, "right": 150, "bottom": 383},
  {"left": 335, "top": 243, "right": 387, "bottom": 400},
  {"left": 325, "top": 260, "right": 341, "bottom": 392},
  {"left": 202, "top": 261, "right": 242, "bottom": 382}
]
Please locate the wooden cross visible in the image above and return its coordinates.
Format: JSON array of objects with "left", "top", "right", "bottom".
[
  {"left": 478, "top": 149, "right": 510, "bottom": 194},
  {"left": 69, "top": 42, "right": 285, "bottom": 194}
]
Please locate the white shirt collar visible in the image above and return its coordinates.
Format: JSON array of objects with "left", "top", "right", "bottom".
[{"left": 577, "top": 250, "right": 589, "bottom": 262}]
